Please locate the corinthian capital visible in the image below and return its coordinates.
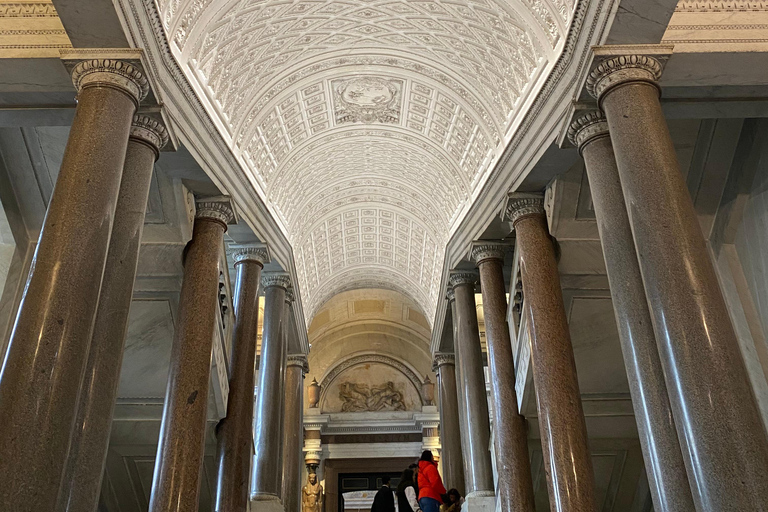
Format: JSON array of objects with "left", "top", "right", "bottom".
[
  {"left": 470, "top": 241, "right": 509, "bottom": 265},
  {"left": 503, "top": 193, "right": 545, "bottom": 227},
  {"left": 71, "top": 58, "right": 149, "bottom": 104},
  {"left": 567, "top": 111, "right": 610, "bottom": 153},
  {"left": 195, "top": 196, "right": 236, "bottom": 227},
  {"left": 130, "top": 115, "right": 169, "bottom": 156},
  {"left": 230, "top": 243, "right": 270, "bottom": 266},
  {"left": 448, "top": 271, "right": 478, "bottom": 288},
  {"left": 261, "top": 272, "right": 291, "bottom": 290},
  {"left": 287, "top": 354, "right": 309, "bottom": 374},
  {"left": 587, "top": 55, "right": 663, "bottom": 102},
  {"left": 432, "top": 353, "right": 455, "bottom": 372}
]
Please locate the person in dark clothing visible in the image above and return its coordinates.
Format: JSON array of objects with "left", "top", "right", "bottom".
[
  {"left": 396, "top": 468, "right": 422, "bottom": 512},
  {"left": 371, "top": 475, "right": 395, "bottom": 512}
]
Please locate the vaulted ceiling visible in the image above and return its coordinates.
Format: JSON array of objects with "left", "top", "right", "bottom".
[{"left": 155, "top": 0, "right": 576, "bottom": 322}]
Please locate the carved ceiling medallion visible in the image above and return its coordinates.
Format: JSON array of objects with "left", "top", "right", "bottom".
[{"left": 332, "top": 76, "right": 402, "bottom": 124}]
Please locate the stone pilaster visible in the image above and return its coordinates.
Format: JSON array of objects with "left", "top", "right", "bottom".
[
  {"left": 589, "top": 55, "right": 768, "bottom": 509},
  {"left": 568, "top": 112, "right": 695, "bottom": 511},
  {"left": 149, "top": 197, "right": 235, "bottom": 512},
  {"left": 0, "top": 58, "right": 147, "bottom": 511},
  {"left": 503, "top": 194, "right": 597, "bottom": 512}
]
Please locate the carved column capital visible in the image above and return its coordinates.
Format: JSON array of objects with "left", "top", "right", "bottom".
[
  {"left": 71, "top": 59, "right": 149, "bottom": 105},
  {"left": 432, "top": 353, "right": 456, "bottom": 372},
  {"left": 261, "top": 272, "right": 291, "bottom": 290},
  {"left": 195, "top": 196, "right": 236, "bottom": 228},
  {"left": 470, "top": 241, "right": 509, "bottom": 265},
  {"left": 129, "top": 114, "right": 169, "bottom": 158},
  {"left": 446, "top": 287, "right": 455, "bottom": 303},
  {"left": 449, "top": 271, "right": 478, "bottom": 288},
  {"left": 503, "top": 193, "right": 545, "bottom": 227},
  {"left": 231, "top": 244, "right": 270, "bottom": 267},
  {"left": 285, "top": 287, "right": 295, "bottom": 304},
  {"left": 287, "top": 354, "right": 309, "bottom": 375},
  {"left": 587, "top": 55, "right": 663, "bottom": 103},
  {"left": 567, "top": 111, "right": 610, "bottom": 153}
]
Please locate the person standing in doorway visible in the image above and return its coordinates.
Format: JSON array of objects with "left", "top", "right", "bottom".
[
  {"left": 417, "top": 451, "right": 446, "bottom": 512},
  {"left": 371, "top": 475, "right": 395, "bottom": 512}
]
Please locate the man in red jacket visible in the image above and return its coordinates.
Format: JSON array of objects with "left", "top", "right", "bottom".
[{"left": 417, "top": 451, "right": 446, "bottom": 512}]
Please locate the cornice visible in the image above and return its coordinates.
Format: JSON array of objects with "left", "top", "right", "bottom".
[
  {"left": 70, "top": 58, "right": 149, "bottom": 104},
  {"left": 129, "top": 114, "right": 169, "bottom": 156},
  {"left": 503, "top": 193, "right": 545, "bottom": 227},
  {"left": 195, "top": 196, "right": 236, "bottom": 227},
  {"left": 567, "top": 111, "right": 609, "bottom": 152},
  {"left": 586, "top": 54, "right": 663, "bottom": 102}
]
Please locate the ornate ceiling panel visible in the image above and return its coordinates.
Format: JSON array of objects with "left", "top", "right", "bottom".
[{"left": 155, "top": 0, "right": 576, "bottom": 323}]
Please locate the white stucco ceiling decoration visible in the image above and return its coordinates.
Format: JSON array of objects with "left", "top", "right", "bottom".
[{"left": 155, "top": 0, "right": 576, "bottom": 323}]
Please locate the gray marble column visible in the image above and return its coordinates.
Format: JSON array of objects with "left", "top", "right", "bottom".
[
  {"left": 282, "top": 354, "right": 308, "bottom": 512},
  {"left": 588, "top": 55, "right": 768, "bottom": 509},
  {"left": 449, "top": 272, "right": 495, "bottom": 499},
  {"left": 149, "top": 197, "right": 235, "bottom": 512},
  {"left": 215, "top": 244, "right": 269, "bottom": 512},
  {"left": 58, "top": 115, "right": 168, "bottom": 512},
  {"left": 472, "top": 243, "right": 535, "bottom": 512},
  {"left": 0, "top": 59, "right": 147, "bottom": 511},
  {"left": 568, "top": 112, "right": 695, "bottom": 512},
  {"left": 503, "top": 196, "right": 597, "bottom": 512},
  {"left": 447, "top": 288, "right": 471, "bottom": 486},
  {"left": 433, "top": 353, "right": 465, "bottom": 495},
  {"left": 252, "top": 273, "right": 291, "bottom": 510}
]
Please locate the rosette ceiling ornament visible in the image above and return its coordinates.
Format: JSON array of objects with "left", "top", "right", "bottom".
[{"left": 155, "top": 0, "right": 576, "bottom": 323}]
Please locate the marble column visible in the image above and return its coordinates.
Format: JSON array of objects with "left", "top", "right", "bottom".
[
  {"left": 568, "top": 112, "right": 695, "bottom": 511},
  {"left": 252, "top": 273, "right": 291, "bottom": 511},
  {"left": 588, "top": 55, "right": 768, "bottom": 509},
  {"left": 433, "top": 353, "right": 465, "bottom": 495},
  {"left": 148, "top": 197, "right": 235, "bottom": 512},
  {"left": 447, "top": 289, "right": 471, "bottom": 486},
  {"left": 0, "top": 59, "right": 147, "bottom": 510},
  {"left": 215, "top": 244, "right": 269, "bottom": 512},
  {"left": 503, "top": 195, "right": 597, "bottom": 512},
  {"left": 282, "top": 354, "right": 308, "bottom": 512},
  {"left": 57, "top": 115, "right": 168, "bottom": 512},
  {"left": 449, "top": 272, "right": 495, "bottom": 500},
  {"left": 471, "top": 243, "right": 535, "bottom": 512}
]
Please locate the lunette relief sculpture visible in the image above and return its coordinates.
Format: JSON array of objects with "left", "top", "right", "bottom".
[{"left": 338, "top": 381, "right": 406, "bottom": 412}]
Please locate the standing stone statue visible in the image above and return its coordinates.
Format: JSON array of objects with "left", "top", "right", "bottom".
[{"left": 302, "top": 473, "right": 323, "bottom": 512}]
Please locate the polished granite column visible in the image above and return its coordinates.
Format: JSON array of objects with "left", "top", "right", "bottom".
[
  {"left": 58, "top": 115, "right": 168, "bottom": 512},
  {"left": 0, "top": 59, "right": 147, "bottom": 510},
  {"left": 504, "top": 195, "right": 597, "bottom": 512},
  {"left": 449, "top": 272, "right": 495, "bottom": 501},
  {"left": 282, "top": 354, "right": 309, "bottom": 512},
  {"left": 433, "top": 353, "right": 465, "bottom": 495},
  {"left": 149, "top": 197, "right": 235, "bottom": 512},
  {"left": 215, "top": 244, "right": 269, "bottom": 512},
  {"left": 588, "top": 55, "right": 768, "bottom": 509},
  {"left": 472, "top": 243, "right": 535, "bottom": 512},
  {"left": 252, "top": 273, "right": 291, "bottom": 511},
  {"left": 568, "top": 112, "right": 695, "bottom": 512}
]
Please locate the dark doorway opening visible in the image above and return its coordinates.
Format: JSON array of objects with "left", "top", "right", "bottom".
[{"left": 338, "top": 471, "right": 402, "bottom": 512}]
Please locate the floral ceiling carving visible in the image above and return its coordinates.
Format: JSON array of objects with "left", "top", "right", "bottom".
[{"left": 155, "top": 0, "right": 575, "bottom": 323}]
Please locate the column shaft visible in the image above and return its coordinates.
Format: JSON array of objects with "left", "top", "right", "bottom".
[
  {"left": 0, "top": 60, "right": 145, "bottom": 511},
  {"left": 58, "top": 116, "right": 168, "bottom": 512},
  {"left": 569, "top": 113, "right": 695, "bottom": 511},
  {"left": 252, "top": 275, "right": 290, "bottom": 503},
  {"left": 505, "top": 200, "right": 597, "bottom": 512},
  {"left": 149, "top": 200, "right": 233, "bottom": 512},
  {"left": 450, "top": 274, "right": 494, "bottom": 496},
  {"left": 448, "top": 293, "right": 470, "bottom": 487},
  {"left": 215, "top": 246, "right": 266, "bottom": 512},
  {"left": 434, "top": 355, "right": 465, "bottom": 495},
  {"left": 282, "top": 356, "right": 307, "bottom": 512},
  {"left": 474, "top": 250, "right": 535, "bottom": 512},
  {"left": 589, "top": 55, "right": 768, "bottom": 509}
]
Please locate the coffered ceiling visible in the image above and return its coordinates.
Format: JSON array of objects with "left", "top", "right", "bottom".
[{"left": 155, "top": 0, "right": 576, "bottom": 322}]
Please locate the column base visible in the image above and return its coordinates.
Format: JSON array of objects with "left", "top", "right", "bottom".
[
  {"left": 250, "top": 494, "right": 285, "bottom": 512},
  {"left": 461, "top": 492, "right": 496, "bottom": 512}
]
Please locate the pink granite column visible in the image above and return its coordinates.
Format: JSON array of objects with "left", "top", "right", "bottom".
[
  {"left": 58, "top": 115, "right": 168, "bottom": 512},
  {"left": 252, "top": 273, "right": 291, "bottom": 510},
  {"left": 472, "top": 243, "right": 535, "bottom": 512},
  {"left": 449, "top": 272, "right": 495, "bottom": 500},
  {"left": 568, "top": 111, "right": 695, "bottom": 511},
  {"left": 589, "top": 55, "right": 768, "bottom": 509},
  {"left": 503, "top": 195, "right": 597, "bottom": 512},
  {"left": 282, "top": 354, "right": 309, "bottom": 512},
  {"left": 433, "top": 353, "right": 465, "bottom": 495},
  {"left": 215, "top": 244, "right": 269, "bottom": 512},
  {"left": 148, "top": 197, "right": 235, "bottom": 512},
  {"left": 0, "top": 59, "right": 147, "bottom": 511}
]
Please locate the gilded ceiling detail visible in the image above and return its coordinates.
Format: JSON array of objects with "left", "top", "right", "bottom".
[{"left": 155, "top": 0, "right": 575, "bottom": 322}]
